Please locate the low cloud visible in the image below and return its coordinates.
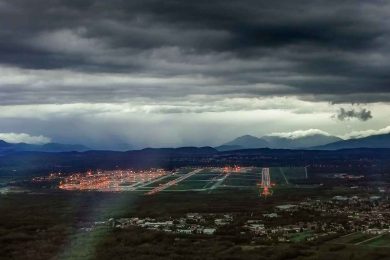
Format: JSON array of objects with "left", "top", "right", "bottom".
[
  {"left": 343, "top": 126, "right": 390, "bottom": 139},
  {"left": 0, "top": 133, "right": 51, "bottom": 144},
  {"left": 266, "top": 129, "right": 332, "bottom": 139},
  {"left": 335, "top": 108, "right": 373, "bottom": 121}
]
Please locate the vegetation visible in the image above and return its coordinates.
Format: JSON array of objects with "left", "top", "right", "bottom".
[{"left": 0, "top": 187, "right": 389, "bottom": 260}]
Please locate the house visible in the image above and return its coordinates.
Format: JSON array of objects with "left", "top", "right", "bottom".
[
  {"left": 215, "top": 219, "right": 229, "bottom": 225},
  {"left": 203, "top": 228, "right": 216, "bottom": 235},
  {"left": 263, "top": 213, "right": 278, "bottom": 218},
  {"left": 186, "top": 213, "right": 201, "bottom": 219},
  {"left": 275, "top": 204, "right": 297, "bottom": 211},
  {"left": 248, "top": 224, "right": 265, "bottom": 233},
  {"left": 177, "top": 229, "right": 193, "bottom": 234}
]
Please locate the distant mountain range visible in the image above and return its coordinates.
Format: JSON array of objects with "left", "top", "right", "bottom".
[
  {"left": 0, "top": 140, "right": 89, "bottom": 153},
  {"left": 313, "top": 133, "right": 390, "bottom": 150},
  {"left": 264, "top": 134, "right": 343, "bottom": 149},
  {"left": 217, "top": 135, "right": 269, "bottom": 151},
  {"left": 2, "top": 146, "right": 390, "bottom": 178},
  {"left": 217, "top": 132, "right": 390, "bottom": 150},
  {"left": 2, "top": 132, "right": 390, "bottom": 154},
  {"left": 216, "top": 134, "right": 342, "bottom": 150}
]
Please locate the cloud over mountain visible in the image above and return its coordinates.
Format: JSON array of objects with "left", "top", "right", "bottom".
[
  {"left": 266, "top": 129, "right": 333, "bottom": 139},
  {"left": 0, "top": 132, "right": 51, "bottom": 144},
  {"left": 343, "top": 126, "right": 390, "bottom": 139}
]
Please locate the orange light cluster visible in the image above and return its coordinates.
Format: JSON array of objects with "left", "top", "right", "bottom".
[
  {"left": 223, "top": 166, "right": 241, "bottom": 173},
  {"left": 32, "top": 172, "right": 64, "bottom": 182},
  {"left": 58, "top": 169, "right": 166, "bottom": 191},
  {"left": 259, "top": 168, "right": 273, "bottom": 197},
  {"left": 261, "top": 186, "right": 271, "bottom": 197}
]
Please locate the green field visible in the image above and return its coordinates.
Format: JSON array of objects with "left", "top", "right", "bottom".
[
  {"left": 222, "top": 171, "right": 261, "bottom": 187},
  {"left": 165, "top": 180, "right": 211, "bottom": 190},
  {"left": 185, "top": 173, "right": 223, "bottom": 181},
  {"left": 223, "top": 177, "right": 259, "bottom": 187},
  {"left": 360, "top": 234, "right": 390, "bottom": 247},
  {"left": 142, "top": 175, "right": 179, "bottom": 188},
  {"left": 270, "top": 167, "right": 307, "bottom": 185},
  {"left": 329, "top": 232, "right": 377, "bottom": 245},
  {"left": 288, "top": 231, "right": 313, "bottom": 242},
  {"left": 229, "top": 173, "right": 261, "bottom": 179}
]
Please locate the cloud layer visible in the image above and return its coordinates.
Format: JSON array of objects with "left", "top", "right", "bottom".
[
  {"left": 266, "top": 129, "right": 332, "bottom": 139},
  {"left": 0, "top": 0, "right": 390, "bottom": 105},
  {"left": 343, "top": 126, "right": 390, "bottom": 139},
  {"left": 0, "top": 132, "right": 51, "bottom": 144},
  {"left": 1, "top": 1, "right": 390, "bottom": 148}
]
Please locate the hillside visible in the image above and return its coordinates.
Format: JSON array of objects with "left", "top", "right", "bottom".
[
  {"left": 217, "top": 133, "right": 341, "bottom": 150},
  {"left": 263, "top": 134, "right": 342, "bottom": 149},
  {"left": 0, "top": 140, "right": 89, "bottom": 153},
  {"left": 313, "top": 133, "right": 390, "bottom": 150},
  {"left": 216, "top": 135, "right": 269, "bottom": 151}
]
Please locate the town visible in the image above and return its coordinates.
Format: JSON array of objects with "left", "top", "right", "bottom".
[
  {"left": 75, "top": 193, "right": 390, "bottom": 246},
  {"left": 33, "top": 169, "right": 168, "bottom": 191}
]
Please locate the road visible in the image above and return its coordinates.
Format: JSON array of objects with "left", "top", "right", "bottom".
[
  {"left": 133, "top": 173, "right": 174, "bottom": 191},
  {"left": 355, "top": 234, "right": 383, "bottom": 245},
  {"left": 279, "top": 167, "right": 289, "bottom": 184},
  {"left": 146, "top": 169, "right": 202, "bottom": 195},
  {"left": 208, "top": 171, "right": 231, "bottom": 193}
]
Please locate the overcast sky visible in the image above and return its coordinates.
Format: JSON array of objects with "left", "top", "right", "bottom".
[{"left": 1, "top": 0, "right": 390, "bottom": 149}]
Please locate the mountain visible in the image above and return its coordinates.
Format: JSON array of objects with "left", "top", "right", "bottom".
[
  {"left": 2, "top": 147, "right": 390, "bottom": 179},
  {"left": 263, "top": 134, "right": 342, "bottom": 149},
  {"left": 0, "top": 140, "right": 89, "bottom": 153},
  {"left": 0, "top": 140, "right": 12, "bottom": 148},
  {"left": 313, "top": 133, "right": 390, "bottom": 150},
  {"left": 216, "top": 135, "right": 269, "bottom": 151},
  {"left": 217, "top": 134, "right": 342, "bottom": 151}
]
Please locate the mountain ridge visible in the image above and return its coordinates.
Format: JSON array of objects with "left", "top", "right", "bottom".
[
  {"left": 0, "top": 140, "right": 89, "bottom": 153},
  {"left": 313, "top": 133, "right": 390, "bottom": 150},
  {"left": 217, "top": 133, "right": 342, "bottom": 150}
]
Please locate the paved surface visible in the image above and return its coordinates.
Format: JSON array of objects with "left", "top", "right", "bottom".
[{"left": 146, "top": 169, "right": 202, "bottom": 195}]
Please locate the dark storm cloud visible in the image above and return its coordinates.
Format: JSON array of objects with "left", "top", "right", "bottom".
[
  {"left": 1, "top": 0, "right": 390, "bottom": 104},
  {"left": 335, "top": 108, "right": 373, "bottom": 121}
]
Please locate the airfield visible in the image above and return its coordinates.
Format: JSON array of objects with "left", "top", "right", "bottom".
[
  {"left": 54, "top": 166, "right": 308, "bottom": 193},
  {"left": 135, "top": 167, "right": 308, "bottom": 194}
]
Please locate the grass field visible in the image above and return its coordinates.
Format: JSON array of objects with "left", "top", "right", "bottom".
[
  {"left": 222, "top": 171, "right": 261, "bottom": 187},
  {"left": 165, "top": 180, "right": 210, "bottom": 190},
  {"left": 329, "top": 232, "right": 377, "bottom": 245},
  {"left": 269, "top": 167, "right": 307, "bottom": 185},
  {"left": 288, "top": 231, "right": 313, "bottom": 242},
  {"left": 269, "top": 167, "right": 288, "bottom": 184},
  {"left": 185, "top": 173, "right": 223, "bottom": 181},
  {"left": 360, "top": 234, "right": 390, "bottom": 247},
  {"left": 223, "top": 177, "right": 259, "bottom": 187},
  {"left": 282, "top": 167, "right": 307, "bottom": 180},
  {"left": 142, "top": 175, "right": 179, "bottom": 188}
]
